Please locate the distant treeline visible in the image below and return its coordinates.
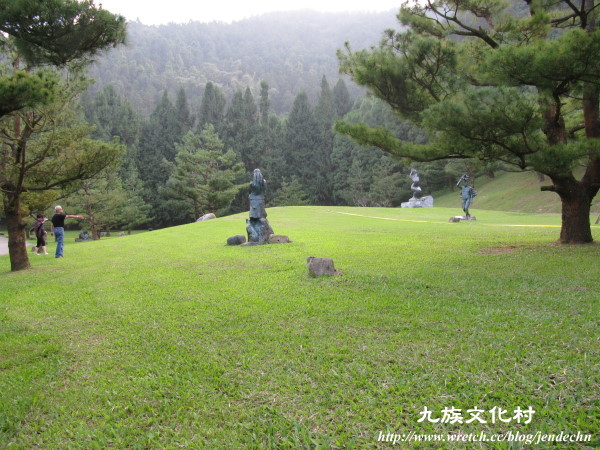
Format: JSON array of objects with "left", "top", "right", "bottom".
[{"left": 86, "top": 10, "right": 400, "bottom": 116}]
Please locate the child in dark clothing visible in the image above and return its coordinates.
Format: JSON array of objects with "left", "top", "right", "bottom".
[{"left": 33, "top": 214, "right": 48, "bottom": 255}]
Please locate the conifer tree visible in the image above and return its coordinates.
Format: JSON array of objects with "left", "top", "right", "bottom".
[
  {"left": 175, "top": 87, "right": 194, "bottom": 134},
  {"left": 337, "top": 0, "right": 600, "bottom": 243},
  {"left": 0, "top": 0, "right": 125, "bottom": 271},
  {"left": 333, "top": 78, "right": 353, "bottom": 117},
  {"left": 284, "top": 92, "right": 320, "bottom": 203},
  {"left": 136, "top": 91, "right": 186, "bottom": 225},
  {"left": 259, "top": 81, "right": 270, "bottom": 128},
  {"left": 161, "top": 125, "right": 245, "bottom": 220},
  {"left": 224, "top": 88, "right": 261, "bottom": 171},
  {"left": 198, "top": 81, "right": 226, "bottom": 131},
  {"left": 313, "top": 76, "right": 337, "bottom": 204}
]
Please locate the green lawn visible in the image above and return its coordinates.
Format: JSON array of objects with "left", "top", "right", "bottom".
[
  {"left": 1, "top": 207, "right": 598, "bottom": 448},
  {"left": 433, "top": 170, "right": 600, "bottom": 214}
]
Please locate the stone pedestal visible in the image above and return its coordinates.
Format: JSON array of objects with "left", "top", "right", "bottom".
[
  {"left": 449, "top": 215, "right": 477, "bottom": 222},
  {"left": 401, "top": 195, "right": 434, "bottom": 208},
  {"left": 246, "top": 218, "right": 274, "bottom": 244}
]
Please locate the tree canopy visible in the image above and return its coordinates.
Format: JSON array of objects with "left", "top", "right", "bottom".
[
  {"left": 337, "top": 0, "right": 600, "bottom": 243},
  {"left": 0, "top": 0, "right": 126, "bottom": 271}
]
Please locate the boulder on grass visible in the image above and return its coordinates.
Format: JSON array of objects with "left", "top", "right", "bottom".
[
  {"left": 227, "top": 235, "right": 247, "bottom": 246},
  {"left": 307, "top": 257, "right": 336, "bottom": 277},
  {"left": 268, "top": 234, "right": 290, "bottom": 244},
  {"left": 196, "top": 213, "right": 216, "bottom": 222}
]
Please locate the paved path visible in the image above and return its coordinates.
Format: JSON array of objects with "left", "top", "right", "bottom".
[{"left": 0, "top": 236, "right": 33, "bottom": 256}]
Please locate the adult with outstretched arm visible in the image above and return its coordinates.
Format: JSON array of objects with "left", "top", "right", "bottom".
[{"left": 50, "top": 206, "right": 84, "bottom": 259}]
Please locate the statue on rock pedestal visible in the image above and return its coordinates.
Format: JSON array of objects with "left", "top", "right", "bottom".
[
  {"left": 409, "top": 168, "right": 422, "bottom": 201},
  {"left": 449, "top": 174, "right": 477, "bottom": 221},
  {"left": 401, "top": 168, "right": 434, "bottom": 208},
  {"left": 458, "top": 174, "right": 477, "bottom": 218},
  {"left": 246, "top": 169, "right": 273, "bottom": 244}
]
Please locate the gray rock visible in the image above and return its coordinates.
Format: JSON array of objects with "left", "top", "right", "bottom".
[
  {"left": 401, "top": 195, "right": 434, "bottom": 208},
  {"left": 307, "top": 257, "right": 336, "bottom": 277},
  {"left": 268, "top": 234, "right": 290, "bottom": 244},
  {"left": 227, "top": 235, "right": 247, "bottom": 246},
  {"left": 449, "top": 215, "right": 477, "bottom": 222},
  {"left": 76, "top": 231, "right": 92, "bottom": 241},
  {"left": 196, "top": 213, "right": 216, "bottom": 222},
  {"left": 246, "top": 218, "right": 274, "bottom": 244}
]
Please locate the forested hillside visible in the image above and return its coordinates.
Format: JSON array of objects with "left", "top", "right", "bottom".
[{"left": 86, "top": 11, "right": 399, "bottom": 116}]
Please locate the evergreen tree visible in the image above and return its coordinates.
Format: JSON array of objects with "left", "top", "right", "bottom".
[
  {"left": 70, "top": 168, "right": 128, "bottom": 239},
  {"left": 333, "top": 78, "right": 353, "bottom": 117},
  {"left": 270, "top": 177, "right": 310, "bottom": 206},
  {"left": 223, "top": 87, "right": 261, "bottom": 171},
  {"left": 313, "top": 76, "right": 337, "bottom": 204},
  {"left": 175, "top": 87, "right": 194, "bottom": 134},
  {"left": 198, "top": 81, "right": 226, "bottom": 131},
  {"left": 257, "top": 81, "right": 287, "bottom": 196},
  {"left": 136, "top": 91, "right": 186, "bottom": 226},
  {"left": 0, "top": 0, "right": 126, "bottom": 271},
  {"left": 161, "top": 125, "right": 246, "bottom": 220},
  {"left": 261, "top": 115, "right": 287, "bottom": 197},
  {"left": 0, "top": 0, "right": 125, "bottom": 118},
  {"left": 284, "top": 92, "right": 320, "bottom": 203},
  {"left": 118, "top": 162, "right": 152, "bottom": 232},
  {"left": 259, "top": 80, "right": 270, "bottom": 128},
  {"left": 331, "top": 97, "right": 413, "bottom": 206},
  {"left": 337, "top": 0, "right": 600, "bottom": 243}
]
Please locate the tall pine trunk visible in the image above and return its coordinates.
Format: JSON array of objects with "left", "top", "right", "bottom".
[
  {"left": 4, "top": 197, "right": 31, "bottom": 271},
  {"left": 540, "top": 92, "right": 595, "bottom": 244},
  {"left": 554, "top": 179, "right": 593, "bottom": 244}
]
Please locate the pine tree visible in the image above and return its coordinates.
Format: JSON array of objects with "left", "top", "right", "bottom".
[
  {"left": 161, "top": 125, "right": 246, "bottom": 220},
  {"left": 284, "top": 92, "right": 320, "bottom": 203},
  {"left": 175, "top": 87, "right": 194, "bottom": 134},
  {"left": 312, "top": 76, "right": 337, "bottom": 204},
  {"left": 333, "top": 78, "right": 353, "bottom": 117},
  {"left": 223, "top": 87, "right": 261, "bottom": 171},
  {"left": 198, "top": 81, "right": 226, "bottom": 131},
  {"left": 136, "top": 91, "right": 186, "bottom": 225},
  {"left": 0, "top": 0, "right": 125, "bottom": 271},
  {"left": 337, "top": 0, "right": 600, "bottom": 243}
]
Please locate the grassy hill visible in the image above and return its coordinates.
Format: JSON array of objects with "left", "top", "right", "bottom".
[
  {"left": 433, "top": 170, "right": 600, "bottom": 215},
  {"left": 1, "top": 207, "right": 598, "bottom": 447}
]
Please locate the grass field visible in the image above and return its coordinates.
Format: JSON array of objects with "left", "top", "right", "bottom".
[
  {"left": 1, "top": 207, "right": 598, "bottom": 448},
  {"left": 433, "top": 171, "right": 600, "bottom": 214}
]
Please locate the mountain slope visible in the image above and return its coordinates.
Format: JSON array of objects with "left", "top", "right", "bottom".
[{"left": 86, "top": 10, "right": 399, "bottom": 116}]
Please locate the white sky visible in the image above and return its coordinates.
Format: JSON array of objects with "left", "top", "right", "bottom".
[{"left": 98, "top": 0, "right": 401, "bottom": 25}]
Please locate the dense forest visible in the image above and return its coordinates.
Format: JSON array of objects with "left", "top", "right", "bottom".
[{"left": 85, "top": 11, "right": 400, "bottom": 116}]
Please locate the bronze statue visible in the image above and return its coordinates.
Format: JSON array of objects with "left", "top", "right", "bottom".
[
  {"left": 409, "top": 168, "right": 422, "bottom": 201},
  {"left": 249, "top": 168, "right": 267, "bottom": 219},
  {"left": 457, "top": 174, "right": 477, "bottom": 218},
  {"left": 246, "top": 169, "right": 273, "bottom": 243}
]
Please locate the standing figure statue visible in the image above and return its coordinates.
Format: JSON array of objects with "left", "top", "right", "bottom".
[
  {"left": 249, "top": 168, "right": 267, "bottom": 219},
  {"left": 246, "top": 169, "right": 273, "bottom": 243},
  {"left": 409, "top": 168, "right": 422, "bottom": 201},
  {"left": 457, "top": 174, "right": 477, "bottom": 218}
]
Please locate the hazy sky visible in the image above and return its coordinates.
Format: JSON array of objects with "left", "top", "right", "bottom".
[{"left": 98, "top": 0, "right": 401, "bottom": 25}]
